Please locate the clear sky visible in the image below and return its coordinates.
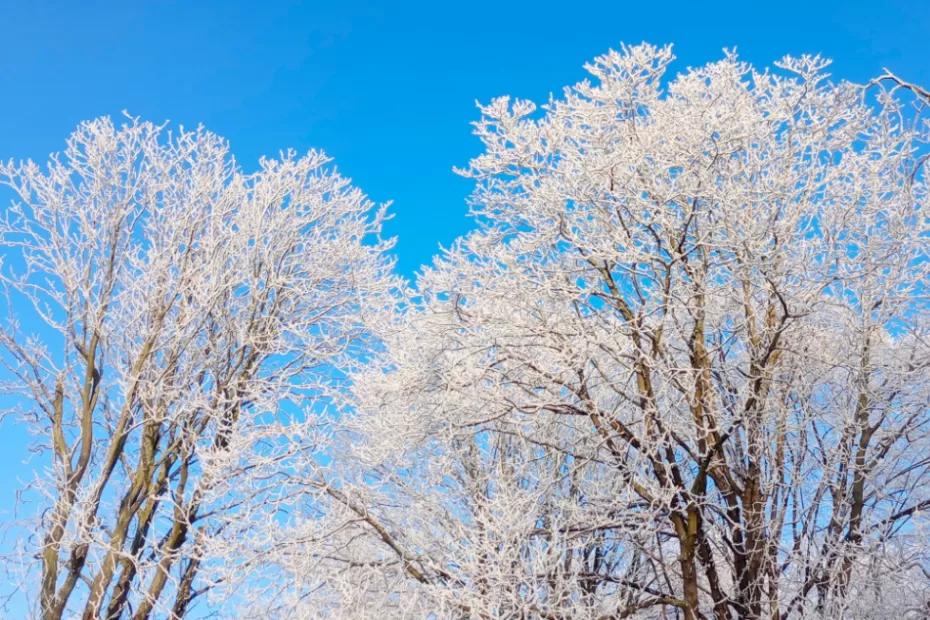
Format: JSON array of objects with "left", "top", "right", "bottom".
[{"left": 0, "top": 0, "right": 927, "bottom": 610}]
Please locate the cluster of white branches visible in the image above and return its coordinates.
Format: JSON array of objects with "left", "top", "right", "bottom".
[
  {"left": 2, "top": 44, "right": 929, "bottom": 619},
  {"left": 0, "top": 117, "right": 398, "bottom": 619}
]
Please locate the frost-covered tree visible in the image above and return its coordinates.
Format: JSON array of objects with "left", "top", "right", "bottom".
[
  {"left": 278, "top": 45, "right": 930, "bottom": 619},
  {"left": 0, "top": 117, "right": 397, "bottom": 619}
]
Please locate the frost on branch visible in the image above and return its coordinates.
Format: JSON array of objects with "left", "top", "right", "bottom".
[
  {"left": 2, "top": 43, "right": 929, "bottom": 620},
  {"left": 0, "top": 116, "right": 398, "bottom": 619},
  {"left": 278, "top": 44, "right": 930, "bottom": 619}
]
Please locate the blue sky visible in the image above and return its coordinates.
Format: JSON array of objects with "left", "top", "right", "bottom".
[
  {"left": 2, "top": 0, "right": 928, "bottom": 275},
  {"left": 0, "top": 0, "right": 928, "bottom": 610}
]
